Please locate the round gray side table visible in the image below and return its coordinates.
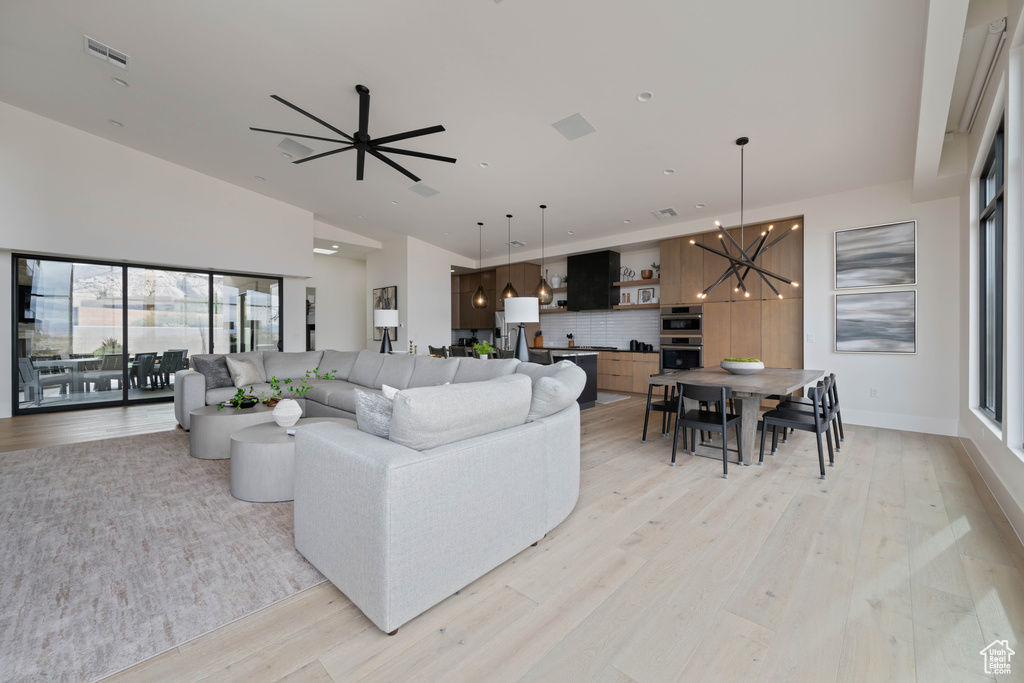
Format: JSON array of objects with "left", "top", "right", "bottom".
[
  {"left": 189, "top": 404, "right": 277, "bottom": 460},
  {"left": 229, "top": 418, "right": 356, "bottom": 503}
]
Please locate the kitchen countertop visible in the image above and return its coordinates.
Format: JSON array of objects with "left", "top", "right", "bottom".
[
  {"left": 544, "top": 346, "right": 660, "bottom": 354},
  {"left": 549, "top": 350, "right": 599, "bottom": 357}
]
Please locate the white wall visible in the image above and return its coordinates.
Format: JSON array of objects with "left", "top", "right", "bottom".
[
  {"left": 307, "top": 254, "right": 366, "bottom": 351},
  {"left": 365, "top": 238, "right": 409, "bottom": 351}
]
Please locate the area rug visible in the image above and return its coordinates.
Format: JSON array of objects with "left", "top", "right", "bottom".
[
  {"left": 596, "top": 392, "right": 631, "bottom": 405},
  {"left": 0, "top": 430, "right": 325, "bottom": 682}
]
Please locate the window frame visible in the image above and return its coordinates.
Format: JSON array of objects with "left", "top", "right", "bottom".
[{"left": 979, "top": 121, "right": 1005, "bottom": 423}]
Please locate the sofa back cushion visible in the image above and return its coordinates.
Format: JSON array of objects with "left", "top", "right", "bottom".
[
  {"left": 375, "top": 354, "right": 417, "bottom": 390},
  {"left": 389, "top": 374, "right": 532, "bottom": 451},
  {"left": 319, "top": 350, "right": 360, "bottom": 381},
  {"left": 524, "top": 362, "right": 586, "bottom": 421},
  {"left": 408, "top": 355, "right": 460, "bottom": 387},
  {"left": 349, "top": 350, "right": 387, "bottom": 388},
  {"left": 452, "top": 357, "right": 520, "bottom": 384},
  {"left": 263, "top": 350, "right": 324, "bottom": 380}
]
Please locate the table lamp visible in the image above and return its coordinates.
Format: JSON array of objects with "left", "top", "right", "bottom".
[
  {"left": 374, "top": 309, "right": 399, "bottom": 354},
  {"left": 504, "top": 297, "right": 539, "bottom": 362}
]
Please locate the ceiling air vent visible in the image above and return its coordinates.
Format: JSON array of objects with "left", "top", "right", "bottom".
[
  {"left": 83, "top": 36, "right": 130, "bottom": 70},
  {"left": 409, "top": 183, "right": 439, "bottom": 198},
  {"left": 508, "top": 240, "right": 527, "bottom": 248},
  {"left": 651, "top": 207, "right": 679, "bottom": 220}
]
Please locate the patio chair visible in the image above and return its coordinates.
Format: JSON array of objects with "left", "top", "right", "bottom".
[{"left": 19, "top": 357, "right": 71, "bottom": 406}]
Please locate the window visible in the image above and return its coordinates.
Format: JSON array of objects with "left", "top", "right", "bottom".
[
  {"left": 979, "top": 121, "right": 1004, "bottom": 422},
  {"left": 14, "top": 255, "right": 282, "bottom": 414}
]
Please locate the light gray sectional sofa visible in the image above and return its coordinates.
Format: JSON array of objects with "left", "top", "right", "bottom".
[{"left": 173, "top": 348, "right": 586, "bottom": 633}]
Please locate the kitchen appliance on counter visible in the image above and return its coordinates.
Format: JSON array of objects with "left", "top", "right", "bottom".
[
  {"left": 660, "top": 304, "right": 703, "bottom": 335},
  {"left": 660, "top": 336, "right": 703, "bottom": 372}
]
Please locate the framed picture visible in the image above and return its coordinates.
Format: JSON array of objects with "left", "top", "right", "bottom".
[
  {"left": 638, "top": 287, "right": 655, "bottom": 304},
  {"left": 372, "top": 285, "right": 397, "bottom": 342},
  {"left": 834, "top": 220, "right": 916, "bottom": 289},
  {"left": 835, "top": 290, "right": 916, "bottom": 354}
]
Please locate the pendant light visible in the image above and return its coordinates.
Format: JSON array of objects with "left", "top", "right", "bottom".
[
  {"left": 534, "top": 204, "right": 553, "bottom": 305},
  {"left": 690, "top": 137, "right": 800, "bottom": 300},
  {"left": 500, "top": 213, "right": 518, "bottom": 299},
  {"left": 471, "top": 222, "right": 489, "bottom": 308}
]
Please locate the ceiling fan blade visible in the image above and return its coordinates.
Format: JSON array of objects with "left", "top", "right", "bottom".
[
  {"left": 249, "top": 127, "right": 349, "bottom": 144},
  {"left": 292, "top": 145, "right": 355, "bottom": 164},
  {"left": 356, "top": 148, "right": 366, "bottom": 181},
  {"left": 367, "top": 148, "right": 421, "bottom": 182},
  {"left": 270, "top": 95, "right": 354, "bottom": 142},
  {"left": 374, "top": 146, "right": 457, "bottom": 164},
  {"left": 372, "top": 125, "right": 445, "bottom": 146},
  {"left": 357, "top": 85, "right": 370, "bottom": 136}
]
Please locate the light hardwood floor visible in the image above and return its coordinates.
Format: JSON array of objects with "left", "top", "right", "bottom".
[{"left": 4, "top": 399, "right": 1023, "bottom": 682}]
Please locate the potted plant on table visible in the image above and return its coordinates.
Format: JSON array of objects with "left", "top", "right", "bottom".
[
  {"left": 473, "top": 341, "right": 495, "bottom": 359},
  {"left": 218, "top": 386, "right": 259, "bottom": 411}
]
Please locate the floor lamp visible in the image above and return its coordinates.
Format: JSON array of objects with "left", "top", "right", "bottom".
[
  {"left": 505, "top": 297, "right": 539, "bottom": 362},
  {"left": 374, "top": 309, "right": 398, "bottom": 354}
]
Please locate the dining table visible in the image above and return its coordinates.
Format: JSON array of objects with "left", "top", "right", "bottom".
[{"left": 648, "top": 366, "right": 825, "bottom": 464}]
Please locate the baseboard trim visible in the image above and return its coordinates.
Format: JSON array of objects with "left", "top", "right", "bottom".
[
  {"left": 842, "top": 409, "right": 958, "bottom": 436},
  {"left": 959, "top": 435, "right": 1024, "bottom": 547}
]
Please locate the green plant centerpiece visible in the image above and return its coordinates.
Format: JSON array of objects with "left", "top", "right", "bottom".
[
  {"left": 720, "top": 357, "right": 765, "bottom": 375},
  {"left": 219, "top": 386, "right": 259, "bottom": 411},
  {"left": 472, "top": 341, "right": 495, "bottom": 358},
  {"left": 260, "top": 367, "right": 338, "bottom": 406}
]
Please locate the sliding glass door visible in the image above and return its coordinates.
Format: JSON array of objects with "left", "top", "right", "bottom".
[{"left": 14, "top": 255, "right": 281, "bottom": 414}]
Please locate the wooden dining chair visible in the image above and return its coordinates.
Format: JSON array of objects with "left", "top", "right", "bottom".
[
  {"left": 672, "top": 382, "right": 743, "bottom": 478},
  {"left": 759, "top": 377, "right": 834, "bottom": 479}
]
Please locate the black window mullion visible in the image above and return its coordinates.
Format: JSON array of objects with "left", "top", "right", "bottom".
[
  {"left": 978, "top": 121, "right": 1004, "bottom": 423},
  {"left": 208, "top": 275, "right": 215, "bottom": 354},
  {"left": 122, "top": 266, "right": 129, "bottom": 401}
]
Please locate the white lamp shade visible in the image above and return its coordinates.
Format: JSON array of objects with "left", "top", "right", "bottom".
[
  {"left": 504, "top": 297, "right": 540, "bottom": 323},
  {"left": 374, "top": 309, "right": 399, "bottom": 327}
]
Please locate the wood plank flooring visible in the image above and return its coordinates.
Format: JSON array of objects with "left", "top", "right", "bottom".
[{"left": 3, "top": 397, "right": 1023, "bottom": 682}]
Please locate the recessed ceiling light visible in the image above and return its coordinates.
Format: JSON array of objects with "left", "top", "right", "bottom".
[
  {"left": 254, "top": 175, "right": 265, "bottom": 181},
  {"left": 332, "top": 244, "right": 339, "bottom": 248},
  {"left": 663, "top": 169, "right": 675, "bottom": 175},
  {"left": 357, "top": 215, "right": 364, "bottom": 219},
  {"left": 637, "top": 91, "right": 653, "bottom": 103},
  {"left": 623, "top": 219, "right": 631, "bottom": 224},
  {"left": 108, "top": 119, "right": 123, "bottom": 127},
  {"left": 391, "top": 201, "right": 398, "bottom": 205},
  {"left": 312, "top": 248, "right": 337, "bottom": 255},
  {"left": 695, "top": 202, "right": 707, "bottom": 209},
  {"left": 479, "top": 162, "right": 489, "bottom": 169},
  {"left": 485, "top": 248, "right": 491, "bottom": 252},
  {"left": 444, "top": 232, "right": 450, "bottom": 235},
  {"left": 280, "top": 152, "right": 293, "bottom": 159},
  {"left": 111, "top": 77, "right": 129, "bottom": 87},
  {"left": 567, "top": 230, "right": 575, "bottom": 235}
]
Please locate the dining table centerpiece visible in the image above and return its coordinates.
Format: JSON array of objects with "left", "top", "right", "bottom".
[{"left": 720, "top": 357, "right": 765, "bottom": 375}]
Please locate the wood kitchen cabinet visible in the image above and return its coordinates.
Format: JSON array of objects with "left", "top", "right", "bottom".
[
  {"left": 597, "top": 351, "right": 660, "bottom": 393},
  {"left": 701, "top": 301, "right": 731, "bottom": 366},
  {"left": 659, "top": 236, "right": 703, "bottom": 305},
  {"left": 758, "top": 219, "right": 803, "bottom": 299},
  {"left": 761, "top": 297, "right": 802, "bottom": 368},
  {"left": 494, "top": 262, "right": 540, "bottom": 311},
  {"left": 453, "top": 271, "right": 495, "bottom": 330},
  {"left": 451, "top": 275, "right": 460, "bottom": 328}
]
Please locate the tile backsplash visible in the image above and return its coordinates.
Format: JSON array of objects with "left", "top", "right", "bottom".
[{"left": 537, "top": 308, "right": 660, "bottom": 350}]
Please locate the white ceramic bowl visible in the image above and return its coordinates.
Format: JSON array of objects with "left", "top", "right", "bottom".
[{"left": 720, "top": 359, "right": 765, "bottom": 375}]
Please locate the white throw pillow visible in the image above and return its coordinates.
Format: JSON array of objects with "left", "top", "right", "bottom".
[
  {"left": 225, "top": 356, "right": 263, "bottom": 387},
  {"left": 355, "top": 388, "right": 393, "bottom": 438},
  {"left": 381, "top": 384, "right": 400, "bottom": 400}
]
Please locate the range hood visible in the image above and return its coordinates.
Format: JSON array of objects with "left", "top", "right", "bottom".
[{"left": 567, "top": 250, "right": 621, "bottom": 311}]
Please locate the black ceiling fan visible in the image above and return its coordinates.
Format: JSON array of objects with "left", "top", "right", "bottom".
[{"left": 250, "top": 84, "right": 455, "bottom": 182}]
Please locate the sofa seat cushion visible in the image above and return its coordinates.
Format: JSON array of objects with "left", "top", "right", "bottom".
[
  {"left": 375, "top": 354, "right": 417, "bottom": 390},
  {"left": 324, "top": 381, "right": 381, "bottom": 413},
  {"left": 348, "top": 350, "right": 387, "bottom": 388},
  {"left": 389, "top": 374, "right": 531, "bottom": 451},
  {"left": 408, "top": 355, "right": 460, "bottom": 387},
  {"left": 452, "top": 357, "right": 520, "bottom": 384},
  {"left": 263, "top": 350, "right": 324, "bottom": 380},
  {"left": 319, "top": 350, "right": 361, "bottom": 382}
]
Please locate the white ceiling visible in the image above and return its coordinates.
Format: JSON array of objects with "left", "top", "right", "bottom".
[{"left": 0, "top": 0, "right": 952, "bottom": 261}]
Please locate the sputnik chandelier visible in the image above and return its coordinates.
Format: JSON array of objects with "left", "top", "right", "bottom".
[{"left": 691, "top": 137, "right": 800, "bottom": 300}]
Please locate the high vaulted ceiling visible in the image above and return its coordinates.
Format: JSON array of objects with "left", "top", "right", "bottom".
[{"left": 0, "top": 0, "right": 955, "bottom": 260}]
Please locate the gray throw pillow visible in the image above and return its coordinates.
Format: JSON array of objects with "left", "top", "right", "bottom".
[
  {"left": 191, "top": 356, "right": 234, "bottom": 389},
  {"left": 354, "top": 388, "right": 393, "bottom": 438}
]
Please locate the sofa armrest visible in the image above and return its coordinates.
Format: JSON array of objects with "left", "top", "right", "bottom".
[
  {"left": 293, "top": 421, "right": 548, "bottom": 633},
  {"left": 174, "top": 369, "right": 206, "bottom": 430}
]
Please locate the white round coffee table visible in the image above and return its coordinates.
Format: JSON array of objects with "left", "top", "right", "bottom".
[
  {"left": 189, "top": 404, "right": 277, "bottom": 460},
  {"left": 229, "top": 418, "right": 356, "bottom": 502}
]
